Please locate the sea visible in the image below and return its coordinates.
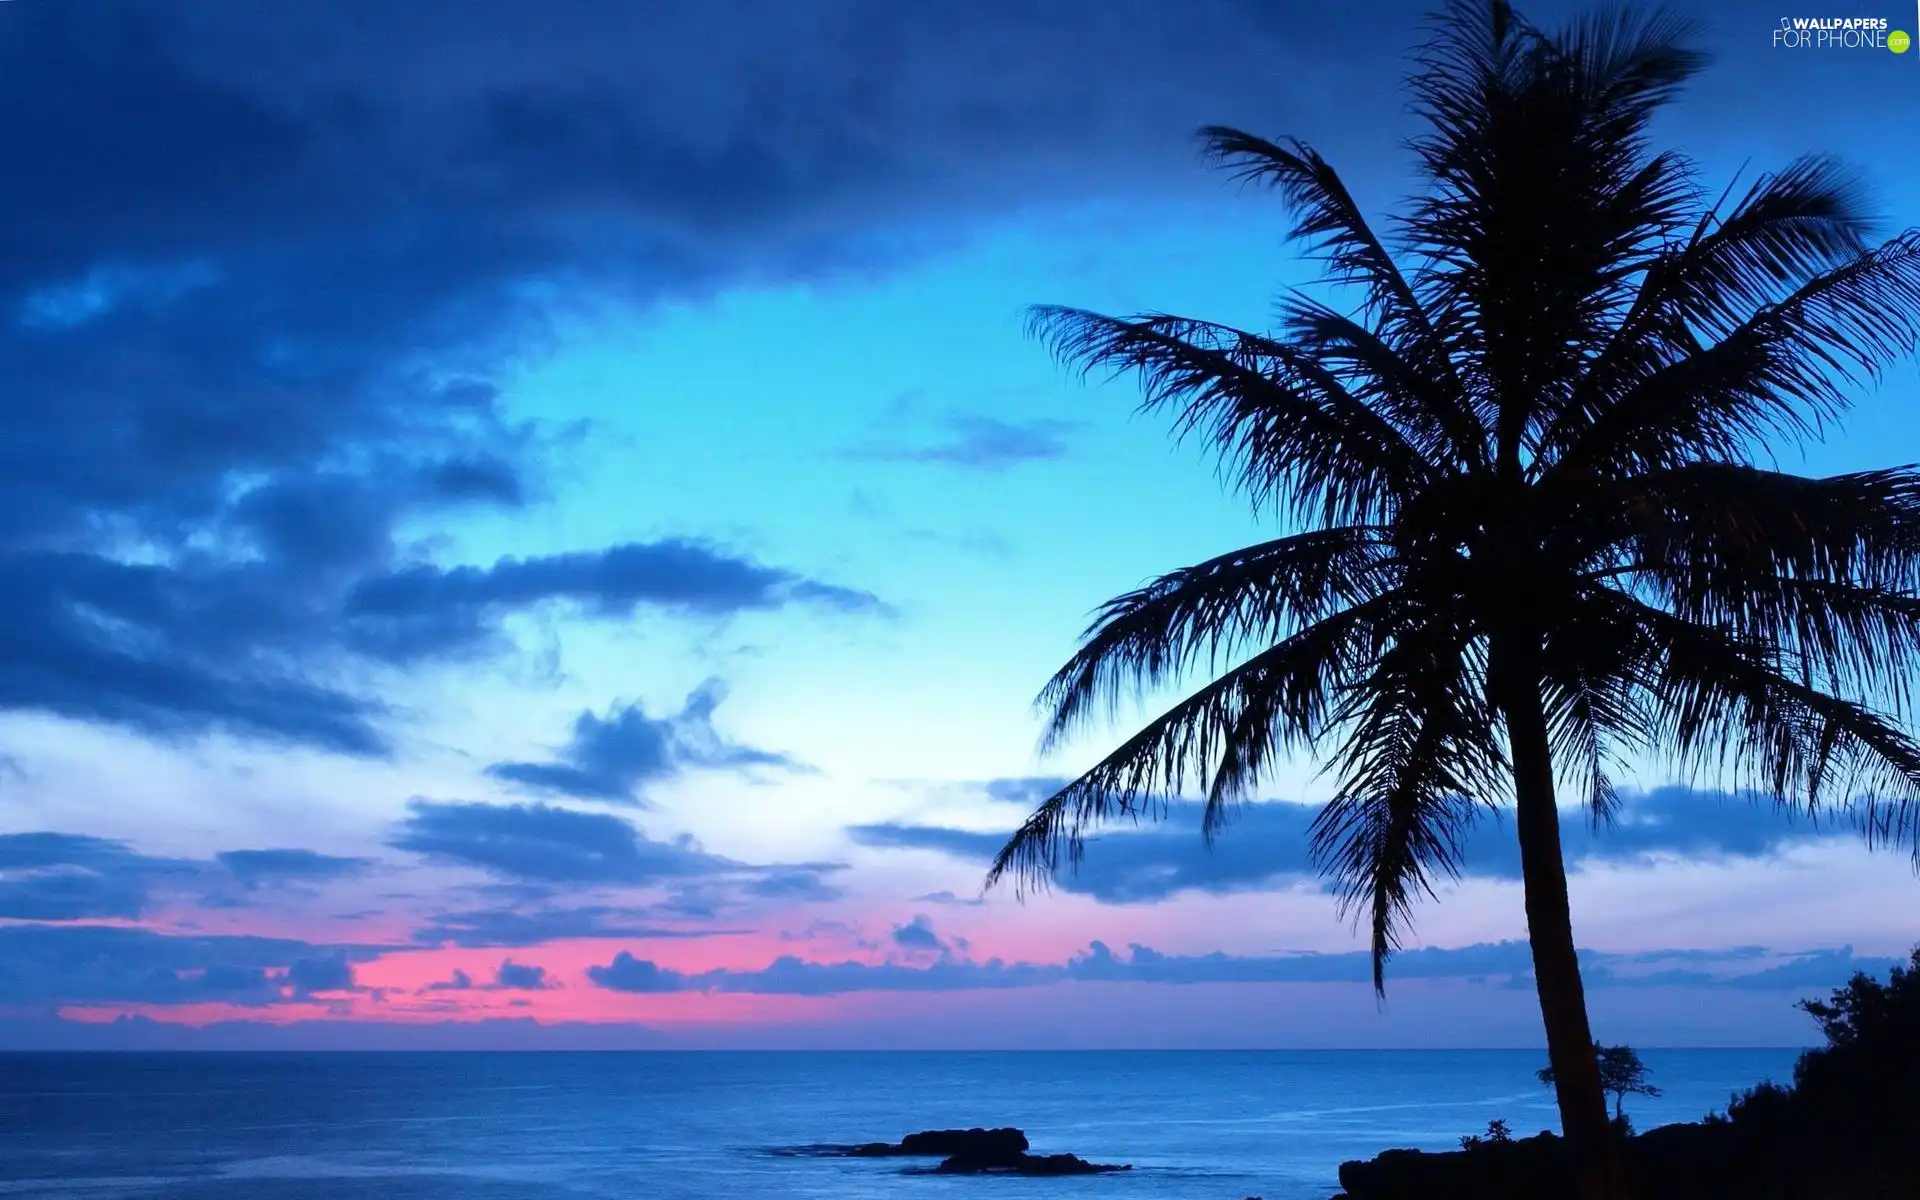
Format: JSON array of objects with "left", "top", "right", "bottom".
[{"left": 0, "top": 1050, "right": 1800, "bottom": 1200}]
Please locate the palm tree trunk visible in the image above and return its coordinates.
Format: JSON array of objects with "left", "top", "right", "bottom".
[{"left": 1497, "top": 639, "right": 1625, "bottom": 1200}]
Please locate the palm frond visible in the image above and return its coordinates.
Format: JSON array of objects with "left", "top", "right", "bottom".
[
  {"left": 1670, "top": 156, "right": 1876, "bottom": 334},
  {"left": 1309, "top": 623, "right": 1501, "bottom": 993},
  {"left": 1404, "top": 3, "right": 1709, "bottom": 468},
  {"left": 1548, "top": 156, "right": 1881, "bottom": 468},
  {"left": 1036, "top": 526, "right": 1394, "bottom": 750},
  {"left": 1605, "top": 465, "right": 1920, "bottom": 703},
  {"left": 1196, "top": 127, "right": 1487, "bottom": 468},
  {"left": 990, "top": 593, "right": 1404, "bottom": 896},
  {"left": 1552, "top": 234, "right": 1920, "bottom": 479},
  {"left": 1028, "top": 306, "right": 1438, "bottom": 523},
  {"left": 1542, "top": 655, "right": 1645, "bottom": 830},
  {"left": 1559, "top": 4, "right": 1710, "bottom": 129},
  {"left": 1276, "top": 296, "right": 1484, "bottom": 468},
  {"left": 1622, "top": 596, "right": 1920, "bottom": 849}
]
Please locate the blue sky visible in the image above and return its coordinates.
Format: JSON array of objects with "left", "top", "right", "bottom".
[{"left": 2, "top": 0, "right": 1919, "bottom": 1048}]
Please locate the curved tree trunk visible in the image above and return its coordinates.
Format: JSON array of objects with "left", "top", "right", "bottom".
[{"left": 1496, "top": 638, "right": 1625, "bottom": 1200}]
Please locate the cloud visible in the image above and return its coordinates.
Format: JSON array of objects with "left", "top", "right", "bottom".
[
  {"left": 0, "top": 833, "right": 164, "bottom": 873},
  {"left": 587, "top": 951, "right": 690, "bottom": 994},
  {"left": 0, "top": 528, "right": 875, "bottom": 759},
  {"left": 346, "top": 543, "right": 880, "bottom": 664},
  {"left": 423, "top": 960, "right": 555, "bottom": 992},
  {"left": 850, "top": 416, "right": 1084, "bottom": 470},
  {"left": 1610, "top": 947, "right": 1899, "bottom": 993},
  {"left": 0, "top": 0, "right": 1318, "bottom": 758},
  {"left": 486, "top": 679, "right": 806, "bottom": 805},
  {"left": 215, "top": 849, "right": 372, "bottom": 887},
  {"left": 850, "top": 822, "right": 1008, "bottom": 860},
  {"left": 0, "top": 831, "right": 384, "bottom": 920},
  {"left": 739, "top": 864, "right": 849, "bottom": 903},
  {"left": 284, "top": 952, "right": 357, "bottom": 996},
  {"left": 0, "top": 832, "right": 196, "bottom": 920},
  {"left": 410, "top": 904, "right": 738, "bottom": 948},
  {"left": 981, "top": 777, "right": 1072, "bottom": 806},
  {"left": 493, "top": 961, "right": 556, "bottom": 991},
  {"left": 389, "top": 800, "right": 736, "bottom": 885},
  {"left": 425, "top": 968, "right": 475, "bottom": 992},
  {"left": 851, "top": 787, "right": 1855, "bottom": 903},
  {"left": 388, "top": 801, "right": 849, "bottom": 924},
  {"left": 890, "top": 914, "right": 945, "bottom": 953},
  {"left": 585, "top": 940, "right": 1902, "bottom": 998},
  {"left": 0, "top": 923, "right": 374, "bottom": 1007},
  {"left": 0, "top": 872, "right": 150, "bottom": 922}
]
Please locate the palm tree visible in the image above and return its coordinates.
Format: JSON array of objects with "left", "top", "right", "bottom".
[{"left": 985, "top": 3, "right": 1920, "bottom": 1197}]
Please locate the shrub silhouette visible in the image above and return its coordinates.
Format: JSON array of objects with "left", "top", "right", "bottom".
[{"left": 1767, "top": 947, "right": 1920, "bottom": 1154}]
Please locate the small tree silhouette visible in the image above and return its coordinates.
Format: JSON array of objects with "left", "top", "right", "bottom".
[
  {"left": 1540, "top": 1044, "right": 1662, "bottom": 1121},
  {"left": 1460, "top": 1118, "right": 1514, "bottom": 1151}
]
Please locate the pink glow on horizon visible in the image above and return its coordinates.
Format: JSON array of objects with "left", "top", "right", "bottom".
[{"left": 49, "top": 930, "right": 1087, "bottom": 1030}]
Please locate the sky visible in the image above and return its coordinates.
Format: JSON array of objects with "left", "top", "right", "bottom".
[{"left": 3, "top": 0, "right": 1920, "bottom": 1051}]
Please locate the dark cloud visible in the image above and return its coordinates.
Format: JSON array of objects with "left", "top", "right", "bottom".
[
  {"left": 739, "top": 864, "right": 849, "bottom": 903},
  {"left": 0, "top": 832, "right": 381, "bottom": 919},
  {"left": 284, "top": 952, "right": 357, "bottom": 996},
  {"left": 0, "top": 872, "right": 150, "bottom": 922},
  {"left": 389, "top": 800, "right": 736, "bottom": 884},
  {"left": 389, "top": 800, "right": 849, "bottom": 925},
  {"left": 850, "top": 822, "right": 1008, "bottom": 860},
  {"left": 486, "top": 679, "right": 806, "bottom": 805},
  {"left": 0, "top": 832, "right": 196, "bottom": 920},
  {"left": 215, "top": 848, "right": 372, "bottom": 887},
  {"left": 0, "top": 833, "right": 160, "bottom": 872},
  {"left": 587, "top": 951, "right": 690, "bottom": 994},
  {"left": 422, "top": 960, "right": 555, "bottom": 992},
  {"left": 0, "top": 924, "right": 374, "bottom": 1007},
  {"left": 425, "top": 968, "right": 475, "bottom": 992},
  {"left": 586, "top": 940, "right": 1902, "bottom": 998},
  {"left": 1598, "top": 947, "right": 1902, "bottom": 993},
  {"left": 850, "top": 786, "right": 1854, "bottom": 903},
  {"left": 851, "top": 416, "right": 1084, "bottom": 471},
  {"left": 346, "top": 544, "right": 880, "bottom": 665},
  {"left": 890, "top": 914, "right": 945, "bottom": 953},
  {"left": 913, "top": 890, "right": 986, "bottom": 907},
  {"left": 493, "top": 961, "right": 555, "bottom": 991},
  {"left": 0, "top": 533, "right": 872, "bottom": 758},
  {"left": 0, "top": 0, "right": 1332, "bottom": 757},
  {"left": 410, "top": 903, "right": 739, "bottom": 948}
]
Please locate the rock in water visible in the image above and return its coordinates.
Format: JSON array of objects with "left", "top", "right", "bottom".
[
  {"left": 898, "top": 1127, "right": 1030, "bottom": 1158},
  {"left": 838, "top": 1127, "right": 1029, "bottom": 1158},
  {"left": 931, "top": 1151, "right": 1131, "bottom": 1176},
  {"left": 803, "top": 1126, "right": 1128, "bottom": 1174}
]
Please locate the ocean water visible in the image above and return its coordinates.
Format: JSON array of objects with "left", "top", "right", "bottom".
[{"left": 0, "top": 1050, "right": 1800, "bottom": 1200}]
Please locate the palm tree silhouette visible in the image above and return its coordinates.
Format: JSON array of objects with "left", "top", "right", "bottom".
[{"left": 987, "top": 3, "right": 1920, "bottom": 1196}]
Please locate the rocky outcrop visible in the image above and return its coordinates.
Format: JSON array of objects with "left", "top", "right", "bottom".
[
  {"left": 1337, "top": 1132, "right": 1569, "bottom": 1198},
  {"left": 795, "top": 1126, "right": 1129, "bottom": 1176},
  {"left": 840, "top": 1127, "right": 1029, "bottom": 1159},
  {"left": 928, "top": 1151, "right": 1131, "bottom": 1176},
  {"left": 1335, "top": 1121, "right": 1919, "bottom": 1200}
]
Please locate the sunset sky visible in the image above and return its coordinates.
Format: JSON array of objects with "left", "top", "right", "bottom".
[{"left": 3, "top": 0, "right": 1920, "bottom": 1050}]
